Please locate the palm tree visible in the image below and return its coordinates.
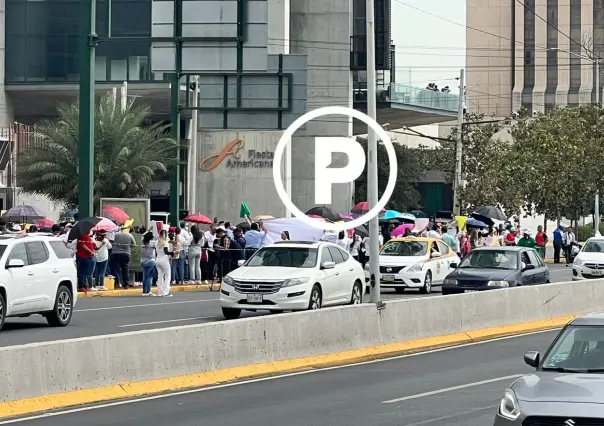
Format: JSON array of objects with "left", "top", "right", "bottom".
[{"left": 17, "top": 92, "right": 178, "bottom": 210}]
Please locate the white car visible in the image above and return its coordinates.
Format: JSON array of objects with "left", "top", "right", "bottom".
[
  {"left": 219, "top": 241, "right": 365, "bottom": 319},
  {"left": 365, "top": 237, "right": 460, "bottom": 293},
  {"left": 0, "top": 233, "right": 78, "bottom": 331},
  {"left": 572, "top": 237, "right": 604, "bottom": 280}
]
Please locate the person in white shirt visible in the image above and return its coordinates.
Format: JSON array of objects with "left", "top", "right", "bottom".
[
  {"left": 93, "top": 230, "right": 111, "bottom": 290},
  {"left": 178, "top": 222, "right": 193, "bottom": 282},
  {"left": 204, "top": 226, "right": 217, "bottom": 282},
  {"left": 155, "top": 229, "right": 173, "bottom": 297},
  {"left": 60, "top": 224, "right": 77, "bottom": 259},
  {"left": 350, "top": 233, "right": 362, "bottom": 262},
  {"left": 321, "top": 230, "right": 338, "bottom": 244},
  {"left": 336, "top": 231, "right": 349, "bottom": 252},
  {"left": 563, "top": 227, "right": 577, "bottom": 266}
]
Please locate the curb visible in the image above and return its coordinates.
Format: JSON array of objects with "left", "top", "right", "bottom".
[
  {"left": 0, "top": 314, "right": 576, "bottom": 419},
  {"left": 77, "top": 283, "right": 219, "bottom": 297}
]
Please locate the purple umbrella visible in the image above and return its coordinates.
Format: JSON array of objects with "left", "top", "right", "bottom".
[{"left": 2, "top": 205, "right": 45, "bottom": 223}]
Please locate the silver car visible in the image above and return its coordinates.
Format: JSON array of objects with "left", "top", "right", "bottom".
[{"left": 494, "top": 313, "right": 604, "bottom": 425}]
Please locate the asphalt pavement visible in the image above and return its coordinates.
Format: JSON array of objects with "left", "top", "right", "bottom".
[
  {"left": 4, "top": 329, "right": 561, "bottom": 426},
  {"left": 0, "top": 263, "right": 572, "bottom": 348}
]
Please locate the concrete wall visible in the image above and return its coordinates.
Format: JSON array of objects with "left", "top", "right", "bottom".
[
  {"left": 3, "top": 279, "right": 604, "bottom": 403},
  {"left": 289, "top": 0, "right": 353, "bottom": 213},
  {"left": 0, "top": 0, "right": 14, "bottom": 126}
]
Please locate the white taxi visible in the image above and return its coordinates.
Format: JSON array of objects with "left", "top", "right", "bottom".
[
  {"left": 365, "top": 237, "right": 460, "bottom": 294},
  {"left": 573, "top": 237, "right": 604, "bottom": 280}
]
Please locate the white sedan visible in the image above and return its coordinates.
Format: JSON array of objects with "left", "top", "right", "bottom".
[
  {"left": 573, "top": 237, "right": 604, "bottom": 280},
  {"left": 219, "top": 241, "right": 365, "bottom": 319}
]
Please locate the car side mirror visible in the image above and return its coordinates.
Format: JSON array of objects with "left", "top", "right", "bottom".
[
  {"left": 6, "top": 258, "right": 24, "bottom": 269},
  {"left": 450, "top": 263, "right": 458, "bottom": 269},
  {"left": 523, "top": 264, "right": 536, "bottom": 272},
  {"left": 237, "top": 259, "right": 245, "bottom": 267},
  {"left": 322, "top": 261, "right": 335, "bottom": 269},
  {"left": 524, "top": 351, "right": 540, "bottom": 368}
]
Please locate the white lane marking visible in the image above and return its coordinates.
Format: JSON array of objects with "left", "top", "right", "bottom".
[
  {"left": 0, "top": 328, "right": 559, "bottom": 424},
  {"left": 400, "top": 405, "right": 495, "bottom": 426},
  {"left": 76, "top": 299, "right": 219, "bottom": 313},
  {"left": 381, "top": 374, "right": 523, "bottom": 404},
  {"left": 117, "top": 317, "right": 216, "bottom": 328}
]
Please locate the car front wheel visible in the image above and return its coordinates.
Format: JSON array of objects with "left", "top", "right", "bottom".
[
  {"left": 420, "top": 271, "right": 432, "bottom": 294},
  {"left": 0, "top": 291, "right": 5, "bottom": 331},
  {"left": 350, "top": 281, "right": 362, "bottom": 305},
  {"left": 308, "top": 285, "right": 322, "bottom": 310},
  {"left": 222, "top": 307, "right": 242, "bottom": 320}
]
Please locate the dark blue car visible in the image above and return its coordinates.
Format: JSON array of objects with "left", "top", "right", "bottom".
[{"left": 441, "top": 246, "right": 550, "bottom": 295}]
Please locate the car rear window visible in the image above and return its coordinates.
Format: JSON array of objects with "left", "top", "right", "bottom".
[{"left": 49, "top": 241, "right": 72, "bottom": 259}]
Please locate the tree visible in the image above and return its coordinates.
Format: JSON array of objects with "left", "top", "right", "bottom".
[
  {"left": 511, "top": 104, "right": 604, "bottom": 223},
  {"left": 18, "top": 93, "right": 178, "bottom": 210},
  {"left": 430, "top": 113, "right": 524, "bottom": 216},
  {"left": 353, "top": 136, "right": 430, "bottom": 211}
]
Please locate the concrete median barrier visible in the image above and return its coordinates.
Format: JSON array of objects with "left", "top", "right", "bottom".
[{"left": 1, "top": 279, "right": 602, "bottom": 415}]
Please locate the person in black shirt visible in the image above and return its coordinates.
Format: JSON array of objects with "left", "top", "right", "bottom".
[
  {"left": 230, "top": 227, "right": 247, "bottom": 270},
  {"left": 214, "top": 228, "right": 232, "bottom": 280}
]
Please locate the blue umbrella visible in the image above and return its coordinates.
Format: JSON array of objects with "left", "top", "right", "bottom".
[
  {"left": 398, "top": 212, "right": 416, "bottom": 222},
  {"left": 467, "top": 218, "right": 487, "bottom": 228},
  {"left": 380, "top": 210, "right": 402, "bottom": 220},
  {"left": 60, "top": 209, "right": 79, "bottom": 221}
]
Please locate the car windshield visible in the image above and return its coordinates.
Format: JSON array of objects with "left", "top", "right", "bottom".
[
  {"left": 246, "top": 247, "right": 318, "bottom": 268},
  {"left": 541, "top": 325, "right": 604, "bottom": 372},
  {"left": 380, "top": 241, "right": 428, "bottom": 256},
  {"left": 458, "top": 250, "right": 518, "bottom": 270},
  {"left": 582, "top": 241, "right": 604, "bottom": 253}
]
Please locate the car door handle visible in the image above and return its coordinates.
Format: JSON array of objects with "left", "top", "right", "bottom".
[
  {"left": 27, "top": 271, "right": 34, "bottom": 276},
  {"left": 349, "top": 268, "right": 354, "bottom": 271},
  {"left": 53, "top": 268, "right": 59, "bottom": 273}
]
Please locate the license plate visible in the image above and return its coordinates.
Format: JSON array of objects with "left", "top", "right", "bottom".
[
  {"left": 247, "top": 294, "right": 263, "bottom": 303},
  {"left": 382, "top": 275, "right": 395, "bottom": 282},
  {"left": 592, "top": 270, "right": 602, "bottom": 276}
]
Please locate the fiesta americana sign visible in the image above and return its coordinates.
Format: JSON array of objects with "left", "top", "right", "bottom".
[{"left": 200, "top": 139, "right": 275, "bottom": 171}]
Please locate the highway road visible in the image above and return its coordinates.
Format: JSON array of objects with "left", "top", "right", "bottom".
[
  {"left": 4, "top": 329, "right": 560, "bottom": 425},
  {"left": 0, "top": 263, "right": 572, "bottom": 348}
]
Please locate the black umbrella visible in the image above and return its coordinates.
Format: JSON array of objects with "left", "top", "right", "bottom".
[
  {"left": 67, "top": 217, "right": 103, "bottom": 241},
  {"left": 472, "top": 206, "right": 507, "bottom": 222},
  {"left": 236, "top": 221, "right": 251, "bottom": 231},
  {"left": 305, "top": 206, "right": 341, "bottom": 222},
  {"left": 3, "top": 204, "right": 45, "bottom": 223},
  {"left": 354, "top": 225, "right": 369, "bottom": 238}
]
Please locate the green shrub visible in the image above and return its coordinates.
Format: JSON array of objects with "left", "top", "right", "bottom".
[{"left": 577, "top": 223, "right": 604, "bottom": 242}]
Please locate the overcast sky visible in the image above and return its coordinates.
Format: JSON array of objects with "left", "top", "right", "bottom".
[{"left": 391, "top": 0, "right": 466, "bottom": 93}]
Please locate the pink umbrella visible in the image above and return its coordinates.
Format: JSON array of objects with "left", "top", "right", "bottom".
[
  {"left": 34, "top": 218, "right": 54, "bottom": 228},
  {"left": 91, "top": 217, "right": 118, "bottom": 232},
  {"left": 391, "top": 223, "right": 414, "bottom": 237},
  {"left": 351, "top": 202, "right": 387, "bottom": 214},
  {"left": 102, "top": 206, "right": 129, "bottom": 224}
]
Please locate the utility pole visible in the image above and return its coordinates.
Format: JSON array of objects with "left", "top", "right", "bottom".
[
  {"left": 187, "top": 76, "right": 199, "bottom": 213},
  {"left": 452, "top": 69, "right": 464, "bottom": 216},
  {"left": 78, "top": 0, "right": 97, "bottom": 218},
  {"left": 366, "top": 0, "right": 381, "bottom": 305},
  {"left": 285, "top": 134, "right": 292, "bottom": 218},
  {"left": 169, "top": 0, "right": 183, "bottom": 226},
  {"left": 596, "top": 61, "right": 601, "bottom": 236}
]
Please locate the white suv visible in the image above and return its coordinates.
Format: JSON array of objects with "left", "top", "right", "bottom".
[
  {"left": 220, "top": 241, "right": 365, "bottom": 319},
  {"left": 0, "top": 233, "right": 78, "bottom": 331}
]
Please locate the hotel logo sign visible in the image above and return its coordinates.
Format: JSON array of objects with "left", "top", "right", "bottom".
[{"left": 200, "top": 139, "right": 275, "bottom": 171}]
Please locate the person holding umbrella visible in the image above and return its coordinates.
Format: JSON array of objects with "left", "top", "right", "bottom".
[{"left": 76, "top": 230, "right": 96, "bottom": 292}]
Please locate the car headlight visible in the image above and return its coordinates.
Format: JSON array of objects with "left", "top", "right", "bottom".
[
  {"left": 487, "top": 280, "right": 509, "bottom": 287},
  {"left": 573, "top": 257, "right": 583, "bottom": 266},
  {"left": 499, "top": 389, "right": 521, "bottom": 420},
  {"left": 443, "top": 278, "right": 457, "bottom": 285},
  {"left": 222, "top": 275, "right": 234, "bottom": 285},
  {"left": 407, "top": 263, "right": 423, "bottom": 272},
  {"left": 283, "top": 277, "right": 310, "bottom": 287}
]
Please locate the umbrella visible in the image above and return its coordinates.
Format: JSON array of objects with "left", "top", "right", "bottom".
[
  {"left": 466, "top": 218, "right": 488, "bottom": 228},
  {"left": 353, "top": 224, "right": 369, "bottom": 238},
  {"left": 35, "top": 218, "right": 54, "bottom": 228},
  {"left": 472, "top": 206, "right": 507, "bottom": 222},
  {"left": 67, "top": 217, "right": 105, "bottom": 241},
  {"left": 92, "top": 218, "right": 118, "bottom": 232},
  {"left": 305, "top": 206, "right": 341, "bottom": 222},
  {"left": 391, "top": 223, "right": 414, "bottom": 237},
  {"left": 351, "top": 201, "right": 386, "bottom": 214},
  {"left": 254, "top": 215, "right": 274, "bottom": 220},
  {"left": 184, "top": 213, "right": 213, "bottom": 225},
  {"left": 102, "top": 206, "right": 129, "bottom": 224},
  {"left": 60, "top": 209, "right": 78, "bottom": 220},
  {"left": 3, "top": 205, "right": 46, "bottom": 223},
  {"left": 379, "top": 210, "right": 402, "bottom": 221},
  {"left": 409, "top": 210, "right": 429, "bottom": 219},
  {"left": 308, "top": 214, "right": 331, "bottom": 221},
  {"left": 398, "top": 212, "right": 416, "bottom": 223},
  {"left": 236, "top": 221, "right": 251, "bottom": 231}
]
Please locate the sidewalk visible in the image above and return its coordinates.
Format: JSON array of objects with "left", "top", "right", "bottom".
[{"left": 78, "top": 283, "right": 218, "bottom": 297}]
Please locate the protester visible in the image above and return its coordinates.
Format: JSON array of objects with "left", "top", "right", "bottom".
[
  {"left": 204, "top": 226, "right": 217, "bottom": 281},
  {"left": 140, "top": 231, "right": 157, "bottom": 296},
  {"left": 563, "top": 226, "right": 576, "bottom": 266},
  {"left": 110, "top": 226, "right": 137, "bottom": 289},
  {"left": 553, "top": 225, "right": 564, "bottom": 264},
  {"left": 517, "top": 230, "right": 537, "bottom": 248},
  {"left": 76, "top": 231, "right": 96, "bottom": 292},
  {"left": 215, "top": 227, "right": 232, "bottom": 280},
  {"left": 243, "top": 220, "right": 266, "bottom": 259},
  {"left": 156, "top": 228, "right": 173, "bottom": 297},
  {"left": 280, "top": 230, "right": 290, "bottom": 241},
  {"left": 336, "top": 230, "right": 349, "bottom": 251},
  {"left": 535, "top": 225, "right": 548, "bottom": 258},
  {"left": 230, "top": 227, "right": 247, "bottom": 271},
  {"left": 93, "top": 230, "right": 111, "bottom": 291},
  {"left": 442, "top": 225, "right": 459, "bottom": 254},
  {"left": 350, "top": 232, "right": 362, "bottom": 262},
  {"left": 188, "top": 226, "right": 205, "bottom": 284},
  {"left": 170, "top": 227, "right": 185, "bottom": 285}
]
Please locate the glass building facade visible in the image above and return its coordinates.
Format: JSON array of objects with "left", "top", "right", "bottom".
[{"left": 5, "top": 0, "right": 166, "bottom": 83}]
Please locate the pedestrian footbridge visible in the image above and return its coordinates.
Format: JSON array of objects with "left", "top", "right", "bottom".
[{"left": 353, "top": 83, "right": 459, "bottom": 134}]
